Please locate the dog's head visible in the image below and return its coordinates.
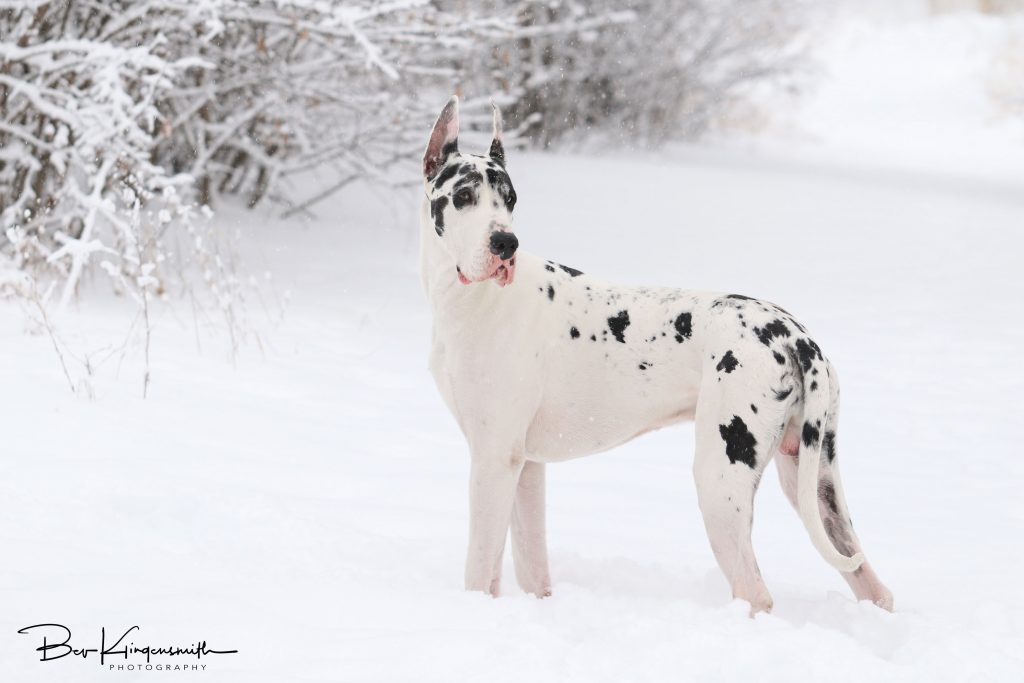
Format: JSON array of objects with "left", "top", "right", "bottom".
[{"left": 423, "top": 96, "right": 518, "bottom": 287}]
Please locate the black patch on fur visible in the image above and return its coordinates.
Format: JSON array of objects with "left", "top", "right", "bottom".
[
  {"left": 453, "top": 170, "right": 483, "bottom": 189},
  {"left": 810, "top": 381, "right": 818, "bottom": 392},
  {"left": 607, "top": 310, "right": 631, "bottom": 343},
  {"left": 794, "top": 337, "right": 823, "bottom": 372},
  {"left": 547, "top": 285, "right": 555, "bottom": 301},
  {"left": 750, "top": 404, "right": 758, "bottom": 414},
  {"left": 819, "top": 480, "right": 840, "bottom": 516},
  {"left": 773, "top": 387, "right": 793, "bottom": 401},
  {"left": 638, "top": 361, "right": 650, "bottom": 371},
  {"left": 590, "top": 334, "right": 597, "bottom": 341},
  {"left": 773, "top": 351, "right": 786, "bottom": 365},
  {"left": 719, "top": 416, "right": 758, "bottom": 468},
  {"left": 823, "top": 430, "right": 837, "bottom": 463},
  {"left": 558, "top": 263, "right": 584, "bottom": 277},
  {"left": 802, "top": 421, "right": 821, "bottom": 448},
  {"left": 544, "top": 264, "right": 556, "bottom": 273},
  {"left": 754, "top": 319, "right": 791, "bottom": 346},
  {"left": 716, "top": 350, "right": 739, "bottom": 373},
  {"left": 429, "top": 196, "right": 448, "bottom": 236},
  {"left": 673, "top": 312, "right": 692, "bottom": 343},
  {"left": 441, "top": 140, "right": 458, "bottom": 159},
  {"left": 489, "top": 139, "right": 505, "bottom": 166},
  {"left": 433, "top": 163, "right": 460, "bottom": 189},
  {"left": 726, "top": 294, "right": 756, "bottom": 301},
  {"left": 485, "top": 168, "right": 517, "bottom": 211},
  {"left": 570, "top": 326, "right": 580, "bottom": 339}
]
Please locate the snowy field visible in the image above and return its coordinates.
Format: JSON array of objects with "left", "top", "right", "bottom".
[
  {"left": 5, "top": 7, "right": 1024, "bottom": 683},
  {"left": 3, "top": 145, "right": 1023, "bottom": 680}
]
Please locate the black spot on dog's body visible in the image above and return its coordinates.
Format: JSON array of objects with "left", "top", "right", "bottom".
[
  {"left": 727, "top": 294, "right": 756, "bottom": 301},
  {"left": 773, "top": 351, "right": 786, "bottom": 365},
  {"left": 754, "top": 319, "right": 791, "bottom": 347},
  {"left": 673, "top": 312, "right": 692, "bottom": 343},
  {"left": 810, "top": 381, "right": 818, "bottom": 392},
  {"left": 823, "top": 431, "right": 837, "bottom": 463},
  {"left": 429, "top": 196, "right": 448, "bottom": 236},
  {"left": 774, "top": 387, "right": 793, "bottom": 401},
  {"left": 802, "top": 421, "right": 821, "bottom": 448},
  {"left": 750, "top": 404, "right": 758, "bottom": 414},
  {"left": 453, "top": 170, "right": 483, "bottom": 192},
  {"left": 570, "top": 326, "right": 580, "bottom": 339},
  {"left": 558, "top": 263, "right": 584, "bottom": 277},
  {"left": 607, "top": 310, "right": 631, "bottom": 343},
  {"left": 433, "top": 163, "right": 460, "bottom": 189},
  {"left": 794, "top": 337, "right": 823, "bottom": 372},
  {"left": 719, "top": 416, "right": 758, "bottom": 468},
  {"left": 590, "top": 334, "right": 597, "bottom": 342},
  {"left": 544, "top": 264, "right": 556, "bottom": 273},
  {"left": 489, "top": 139, "right": 505, "bottom": 166},
  {"left": 716, "top": 350, "right": 739, "bottom": 374},
  {"left": 819, "top": 480, "right": 840, "bottom": 516},
  {"left": 485, "top": 168, "right": 517, "bottom": 211},
  {"left": 547, "top": 285, "right": 555, "bottom": 301},
  {"left": 638, "top": 361, "right": 650, "bottom": 371}
]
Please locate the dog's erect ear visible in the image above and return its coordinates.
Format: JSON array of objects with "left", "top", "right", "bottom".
[
  {"left": 489, "top": 102, "right": 505, "bottom": 167},
  {"left": 423, "top": 96, "right": 460, "bottom": 180}
]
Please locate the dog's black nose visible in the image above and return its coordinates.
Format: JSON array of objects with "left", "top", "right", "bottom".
[{"left": 489, "top": 231, "right": 518, "bottom": 260}]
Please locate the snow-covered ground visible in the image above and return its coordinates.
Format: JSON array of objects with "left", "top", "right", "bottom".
[
  {"left": 4, "top": 145, "right": 1023, "bottom": 680},
  {"left": 4, "top": 7, "right": 1024, "bottom": 683}
]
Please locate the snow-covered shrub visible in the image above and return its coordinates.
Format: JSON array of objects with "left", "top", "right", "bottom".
[
  {"left": 0, "top": 1, "right": 534, "bottom": 290},
  {"left": 0, "top": 1, "right": 219, "bottom": 305},
  {"left": 455, "top": 0, "right": 809, "bottom": 147},
  {"left": 1, "top": 0, "right": 806, "bottom": 307}
]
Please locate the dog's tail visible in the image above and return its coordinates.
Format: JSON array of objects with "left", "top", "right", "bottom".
[{"left": 792, "top": 352, "right": 865, "bottom": 574}]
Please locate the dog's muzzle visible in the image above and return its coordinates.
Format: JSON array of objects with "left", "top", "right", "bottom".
[{"left": 456, "top": 231, "right": 518, "bottom": 287}]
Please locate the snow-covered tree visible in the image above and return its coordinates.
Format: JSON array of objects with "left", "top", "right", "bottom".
[
  {"left": 1, "top": 0, "right": 807, "bottom": 302},
  {"left": 454, "top": 0, "right": 808, "bottom": 147}
]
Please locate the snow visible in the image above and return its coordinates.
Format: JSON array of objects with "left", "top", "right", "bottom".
[
  {"left": 741, "top": 4, "right": 1024, "bottom": 187},
  {"left": 4, "top": 7, "right": 1024, "bottom": 683}
]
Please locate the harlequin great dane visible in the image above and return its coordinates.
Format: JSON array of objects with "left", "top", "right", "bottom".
[{"left": 420, "top": 96, "right": 893, "bottom": 614}]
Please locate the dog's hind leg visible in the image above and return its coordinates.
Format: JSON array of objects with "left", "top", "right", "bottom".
[
  {"left": 465, "top": 453, "right": 524, "bottom": 596},
  {"left": 776, "top": 427, "right": 894, "bottom": 611},
  {"left": 511, "top": 460, "right": 552, "bottom": 597},
  {"left": 693, "top": 383, "right": 777, "bottom": 615}
]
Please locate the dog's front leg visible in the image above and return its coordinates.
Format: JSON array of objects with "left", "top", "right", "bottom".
[
  {"left": 465, "top": 452, "right": 524, "bottom": 596},
  {"left": 511, "top": 460, "right": 551, "bottom": 597}
]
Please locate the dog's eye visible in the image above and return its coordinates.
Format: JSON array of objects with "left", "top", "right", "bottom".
[{"left": 453, "top": 188, "right": 474, "bottom": 207}]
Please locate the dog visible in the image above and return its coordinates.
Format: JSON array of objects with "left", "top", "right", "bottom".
[{"left": 419, "top": 96, "right": 893, "bottom": 614}]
